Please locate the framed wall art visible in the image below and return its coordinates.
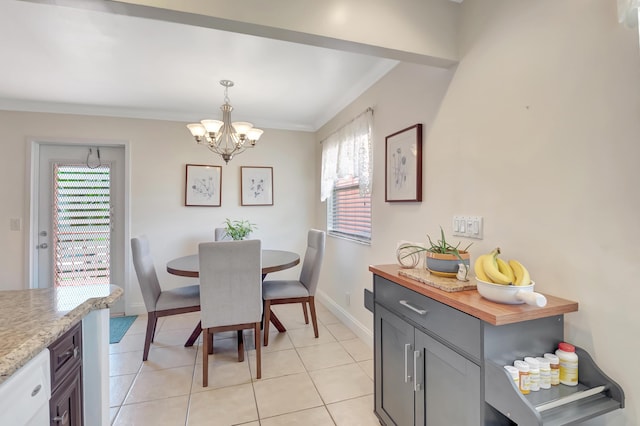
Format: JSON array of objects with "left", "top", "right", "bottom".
[
  {"left": 241, "top": 166, "right": 273, "bottom": 206},
  {"left": 385, "top": 123, "right": 423, "bottom": 202},
  {"left": 185, "top": 164, "right": 222, "bottom": 206}
]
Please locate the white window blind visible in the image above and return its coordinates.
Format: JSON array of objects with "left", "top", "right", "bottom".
[{"left": 321, "top": 109, "right": 373, "bottom": 243}]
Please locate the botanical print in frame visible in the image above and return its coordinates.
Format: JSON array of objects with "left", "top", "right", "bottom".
[
  {"left": 385, "top": 124, "right": 423, "bottom": 202},
  {"left": 185, "top": 164, "right": 222, "bottom": 206},
  {"left": 241, "top": 166, "right": 273, "bottom": 206}
]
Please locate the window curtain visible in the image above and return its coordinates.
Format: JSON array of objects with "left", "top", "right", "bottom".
[{"left": 320, "top": 108, "right": 373, "bottom": 202}]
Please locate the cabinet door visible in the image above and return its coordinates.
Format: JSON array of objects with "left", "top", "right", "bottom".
[
  {"left": 375, "top": 305, "right": 416, "bottom": 426},
  {"left": 415, "top": 330, "right": 480, "bottom": 426},
  {"left": 50, "top": 367, "right": 83, "bottom": 426}
]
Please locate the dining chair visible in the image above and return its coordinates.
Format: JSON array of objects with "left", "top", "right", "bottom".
[
  {"left": 131, "top": 236, "right": 201, "bottom": 361},
  {"left": 214, "top": 227, "right": 230, "bottom": 241},
  {"left": 199, "top": 239, "right": 263, "bottom": 386},
  {"left": 262, "top": 229, "right": 326, "bottom": 346}
]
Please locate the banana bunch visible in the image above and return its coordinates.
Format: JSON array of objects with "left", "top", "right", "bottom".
[{"left": 474, "top": 247, "right": 531, "bottom": 286}]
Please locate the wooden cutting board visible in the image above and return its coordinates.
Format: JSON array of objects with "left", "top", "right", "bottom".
[{"left": 398, "top": 268, "right": 476, "bottom": 292}]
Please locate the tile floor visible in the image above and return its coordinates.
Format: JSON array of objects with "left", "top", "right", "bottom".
[{"left": 109, "top": 302, "right": 379, "bottom": 425}]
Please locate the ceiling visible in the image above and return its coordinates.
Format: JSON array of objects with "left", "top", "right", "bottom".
[{"left": 0, "top": 1, "right": 399, "bottom": 132}]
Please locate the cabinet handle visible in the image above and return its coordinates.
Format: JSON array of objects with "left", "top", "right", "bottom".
[
  {"left": 404, "top": 343, "right": 412, "bottom": 383},
  {"left": 413, "top": 350, "right": 421, "bottom": 392},
  {"left": 52, "top": 410, "right": 69, "bottom": 424},
  {"left": 399, "top": 300, "right": 427, "bottom": 315}
]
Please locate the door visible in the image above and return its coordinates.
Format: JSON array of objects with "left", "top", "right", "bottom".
[
  {"left": 375, "top": 304, "right": 416, "bottom": 426},
  {"left": 34, "top": 144, "right": 125, "bottom": 314}
]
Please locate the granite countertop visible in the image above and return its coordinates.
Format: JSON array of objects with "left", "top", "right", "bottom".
[
  {"left": 0, "top": 284, "right": 122, "bottom": 385},
  {"left": 370, "top": 264, "right": 578, "bottom": 326}
]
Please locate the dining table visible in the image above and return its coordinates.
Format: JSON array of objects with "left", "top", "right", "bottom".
[{"left": 166, "top": 249, "right": 300, "bottom": 347}]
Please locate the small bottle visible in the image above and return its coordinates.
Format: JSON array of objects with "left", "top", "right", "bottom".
[
  {"left": 536, "top": 357, "right": 551, "bottom": 389},
  {"left": 544, "top": 353, "right": 560, "bottom": 386},
  {"left": 556, "top": 342, "right": 579, "bottom": 386},
  {"left": 504, "top": 365, "right": 519, "bottom": 388},
  {"left": 514, "top": 360, "right": 530, "bottom": 395},
  {"left": 524, "top": 357, "right": 540, "bottom": 391}
]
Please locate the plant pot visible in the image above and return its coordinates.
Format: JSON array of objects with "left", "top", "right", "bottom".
[{"left": 425, "top": 251, "right": 470, "bottom": 275}]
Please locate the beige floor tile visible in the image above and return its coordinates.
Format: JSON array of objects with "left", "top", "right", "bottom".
[
  {"left": 124, "top": 366, "right": 194, "bottom": 404},
  {"left": 152, "top": 328, "right": 196, "bottom": 348},
  {"left": 110, "top": 374, "right": 135, "bottom": 407},
  {"left": 141, "top": 345, "right": 198, "bottom": 371},
  {"left": 260, "top": 406, "right": 334, "bottom": 425},
  {"left": 327, "top": 395, "right": 380, "bottom": 426},
  {"left": 191, "top": 357, "right": 252, "bottom": 392},
  {"left": 187, "top": 383, "right": 258, "bottom": 426},
  {"left": 340, "top": 338, "right": 373, "bottom": 362},
  {"left": 123, "top": 314, "right": 152, "bottom": 335},
  {"left": 316, "top": 309, "right": 341, "bottom": 325},
  {"left": 113, "top": 395, "right": 188, "bottom": 425},
  {"left": 253, "top": 372, "right": 323, "bottom": 418},
  {"left": 287, "top": 324, "right": 336, "bottom": 348},
  {"left": 109, "top": 351, "right": 143, "bottom": 376},
  {"left": 268, "top": 305, "right": 310, "bottom": 331},
  {"left": 358, "top": 359, "right": 374, "bottom": 380},
  {"left": 325, "top": 322, "right": 357, "bottom": 341},
  {"left": 296, "top": 342, "right": 355, "bottom": 371},
  {"left": 195, "top": 336, "right": 244, "bottom": 365},
  {"left": 244, "top": 330, "right": 294, "bottom": 354},
  {"left": 110, "top": 407, "right": 119, "bottom": 424},
  {"left": 309, "top": 363, "right": 373, "bottom": 404},
  {"left": 248, "top": 348, "right": 305, "bottom": 379},
  {"left": 109, "top": 332, "right": 146, "bottom": 354},
  {"left": 159, "top": 312, "right": 201, "bottom": 332}
]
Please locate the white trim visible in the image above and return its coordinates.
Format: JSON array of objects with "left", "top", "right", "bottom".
[{"left": 316, "top": 289, "right": 373, "bottom": 348}]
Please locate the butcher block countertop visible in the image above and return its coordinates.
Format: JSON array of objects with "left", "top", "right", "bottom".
[
  {"left": 370, "top": 264, "right": 578, "bottom": 326},
  {"left": 0, "top": 284, "right": 122, "bottom": 385}
]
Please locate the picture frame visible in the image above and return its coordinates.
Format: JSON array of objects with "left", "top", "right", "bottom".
[
  {"left": 241, "top": 166, "right": 273, "bottom": 206},
  {"left": 185, "top": 164, "right": 222, "bottom": 207},
  {"left": 385, "top": 123, "right": 423, "bottom": 202}
]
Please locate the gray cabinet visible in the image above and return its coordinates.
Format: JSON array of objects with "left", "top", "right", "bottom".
[{"left": 374, "top": 276, "right": 481, "bottom": 425}]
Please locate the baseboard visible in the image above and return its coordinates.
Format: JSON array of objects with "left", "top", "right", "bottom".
[
  {"left": 316, "top": 289, "right": 373, "bottom": 348},
  {"left": 124, "top": 302, "right": 147, "bottom": 316}
]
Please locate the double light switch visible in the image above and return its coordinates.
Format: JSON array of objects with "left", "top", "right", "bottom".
[{"left": 452, "top": 215, "right": 483, "bottom": 239}]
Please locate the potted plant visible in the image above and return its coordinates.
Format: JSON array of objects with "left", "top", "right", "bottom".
[
  {"left": 223, "top": 218, "right": 256, "bottom": 240},
  {"left": 401, "top": 227, "right": 472, "bottom": 279}
]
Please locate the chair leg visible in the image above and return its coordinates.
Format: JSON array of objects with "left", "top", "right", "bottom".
[
  {"left": 237, "top": 330, "right": 244, "bottom": 362},
  {"left": 203, "top": 328, "right": 210, "bottom": 387},
  {"left": 309, "top": 297, "right": 319, "bottom": 338},
  {"left": 254, "top": 322, "right": 261, "bottom": 379},
  {"left": 208, "top": 332, "right": 214, "bottom": 355},
  {"left": 143, "top": 312, "right": 157, "bottom": 361},
  {"left": 302, "top": 302, "right": 309, "bottom": 324},
  {"left": 263, "top": 300, "right": 271, "bottom": 346}
]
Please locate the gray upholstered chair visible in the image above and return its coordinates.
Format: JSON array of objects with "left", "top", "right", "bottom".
[
  {"left": 199, "top": 239, "right": 263, "bottom": 386},
  {"left": 214, "top": 227, "right": 230, "bottom": 241},
  {"left": 262, "top": 229, "right": 326, "bottom": 346},
  {"left": 131, "top": 236, "right": 201, "bottom": 361}
]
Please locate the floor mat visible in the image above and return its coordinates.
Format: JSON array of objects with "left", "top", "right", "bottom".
[{"left": 110, "top": 315, "right": 138, "bottom": 344}]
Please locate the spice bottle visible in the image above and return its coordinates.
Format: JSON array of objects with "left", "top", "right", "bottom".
[
  {"left": 514, "top": 360, "right": 530, "bottom": 395},
  {"left": 556, "top": 342, "right": 579, "bottom": 386},
  {"left": 524, "top": 357, "right": 540, "bottom": 391},
  {"left": 544, "top": 353, "right": 560, "bottom": 386},
  {"left": 536, "top": 357, "right": 551, "bottom": 389},
  {"left": 504, "top": 365, "right": 519, "bottom": 388}
]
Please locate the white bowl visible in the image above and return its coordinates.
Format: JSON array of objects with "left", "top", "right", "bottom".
[{"left": 475, "top": 278, "right": 546, "bottom": 307}]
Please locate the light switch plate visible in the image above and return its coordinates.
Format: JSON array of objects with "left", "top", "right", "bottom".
[{"left": 452, "top": 215, "right": 483, "bottom": 239}]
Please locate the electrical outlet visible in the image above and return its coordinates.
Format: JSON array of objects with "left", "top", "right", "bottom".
[{"left": 9, "top": 218, "right": 22, "bottom": 231}]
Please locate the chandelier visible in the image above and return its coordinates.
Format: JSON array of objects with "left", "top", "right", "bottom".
[{"left": 187, "top": 80, "right": 263, "bottom": 164}]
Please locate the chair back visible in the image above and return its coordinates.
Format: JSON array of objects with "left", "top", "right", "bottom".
[
  {"left": 131, "top": 236, "right": 161, "bottom": 312},
  {"left": 214, "top": 227, "right": 230, "bottom": 241},
  {"left": 198, "top": 239, "right": 262, "bottom": 329},
  {"left": 299, "top": 229, "right": 326, "bottom": 296}
]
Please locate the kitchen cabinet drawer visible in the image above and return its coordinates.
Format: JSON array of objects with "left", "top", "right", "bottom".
[
  {"left": 50, "top": 322, "right": 82, "bottom": 390},
  {"left": 374, "top": 275, "right": 481, "bottom": 361}
]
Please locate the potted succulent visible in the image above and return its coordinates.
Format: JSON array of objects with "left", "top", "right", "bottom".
[
  {"left": 401, "top": 227, "right": 472, "bottom": 279},
  {"left": 223, "top": 218, "right": 256, "bottom": 240}
]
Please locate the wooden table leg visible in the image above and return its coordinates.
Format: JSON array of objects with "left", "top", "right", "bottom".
[
  {"left": 185, "top": 320, "right": 202, "bottom": 347},
  {"left": 269, "top": 310, "right": 286, "bottom": 332}
]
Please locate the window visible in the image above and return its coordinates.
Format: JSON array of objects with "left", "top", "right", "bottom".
[{"left": 321, "top": 109, "right": 372, "bottom": 243}]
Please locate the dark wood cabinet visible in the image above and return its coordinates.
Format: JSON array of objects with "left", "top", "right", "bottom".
[{"left": 49, "top": 322, "right": 83, "bottom": 426}]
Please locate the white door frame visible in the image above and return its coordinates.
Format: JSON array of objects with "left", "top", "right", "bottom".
[{"left": 26, "top": 137, "right": 131, "bottom": 311}]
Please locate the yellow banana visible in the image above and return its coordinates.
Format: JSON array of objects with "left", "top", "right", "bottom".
[
  {"left": 496, "top": 258, "right": 515, "bottom": 283},
  {"left": 508, "top": 259, "right": 531, "bottom": 286},
  {"left": 474, "top": 254, "right": 491, "bottom": 282},
  {"left": 482, "top": 248, "right": 512, "bottom": 284}
]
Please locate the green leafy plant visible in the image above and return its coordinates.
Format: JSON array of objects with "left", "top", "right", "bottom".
[
  {"left": 401, "top": 227, "right": 472, "bottom": 278},
  {"left": 224, "top": 218, "right": 256, "bottom": 240}
]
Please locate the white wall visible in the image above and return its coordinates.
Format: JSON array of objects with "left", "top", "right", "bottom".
[
  {"left": 315, "top": 1, "right": 639, "bottom": 424},
  {"left": 0, "top": 111, "right": 316, "bottom": 313}
]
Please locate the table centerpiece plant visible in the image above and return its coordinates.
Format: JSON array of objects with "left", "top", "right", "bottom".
[
  {"left": 400, "top": 227, "right": 472, "bottom": 279},
  {"left": 223, "top": 218, "right": 256, "bottom": 240}
]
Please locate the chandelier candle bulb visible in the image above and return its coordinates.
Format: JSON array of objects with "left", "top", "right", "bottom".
[{"left": 544, "top": 353, "right": 561, "bottom": 386}]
